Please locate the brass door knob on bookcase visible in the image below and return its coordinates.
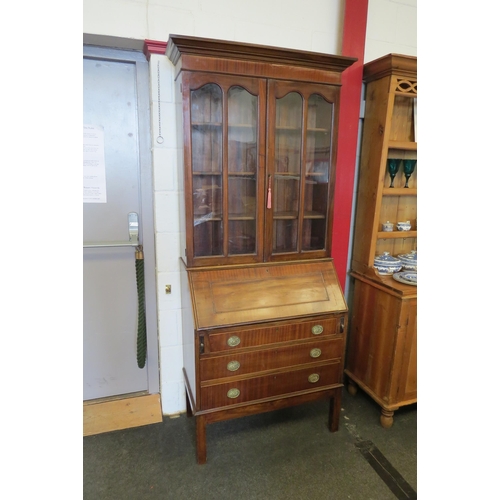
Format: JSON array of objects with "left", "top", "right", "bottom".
[
  {"left": 227, "top": 388, "right": 240, "bottom": 399},
  {"left": 311, "top": 325, "right": 323, "bottom": 335},
  {"left": 227, "top": 360, "right": 240, "bottom": 371},
  {"left": 227, "top": 336, "right": 241, "bottom": 347},
  {"left": 308, "top": 373, "right": 320, "bottom": 383},
  {"left": 310, "top": 348, "right": 322, "bottom": 358}
]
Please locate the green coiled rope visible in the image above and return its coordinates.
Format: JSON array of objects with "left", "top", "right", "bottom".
[{"left": 135, "top": 246, "right": 147, "bottom": 369}]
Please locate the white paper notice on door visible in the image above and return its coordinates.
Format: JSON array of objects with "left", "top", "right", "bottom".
[{"left": 83, "top": 124, "right": 107, "bottom": 203}]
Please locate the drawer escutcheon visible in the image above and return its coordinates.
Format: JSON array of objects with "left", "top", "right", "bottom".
[
  {"left": 227, "top": 360, "right": 240, "bottom": 372},
  {"left": 227, "top": 336, "right": 241, "bottom": 347},
  {"left": 311, "top": 325, "right": 323, "bottom": 335},
  {"left": 227, "top": 388, "right": 240, "bottom": 399},
  {"left": 308, "top": 373, "right": 320, "bottom": 383},
  {"left": 310, "top": 348, "right": 322, "bottom": 358}
]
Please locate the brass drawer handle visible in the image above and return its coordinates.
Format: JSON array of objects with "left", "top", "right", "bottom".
[
  {"left": 308, "top": 373, "right": 320, "bottom": 383},
  {"left": 227, "top": 335, "right": 241, "bottom": 347},
  {"left": 227, "top": 360, "right": 240, "bottom": 372},
  {"left": 310, "top": 348, "right": 322, "bottom": 358},
  {"left": 227, "top": 388, "right": 240, "bottom": 399},
  {"left": 311, "top": 325, "right": 323, "bottom": 335}
]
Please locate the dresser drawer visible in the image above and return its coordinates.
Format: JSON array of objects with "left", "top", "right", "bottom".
[
  {"left": 200, "top": 337, "right": 344, "bottom": 381},
  {"left": 206, "top": 317, "right": 343, "bottom": 353},
  {"left": 200, "top": 362, "right": 341, "bottom": 410}
]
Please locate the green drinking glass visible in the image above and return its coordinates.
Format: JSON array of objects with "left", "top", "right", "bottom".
[
  {"left": 403, "top": 160, "right": 417, "bottom": 188},
  {"left": 387, "top": 159, "right": 400, "bottom": 188}
]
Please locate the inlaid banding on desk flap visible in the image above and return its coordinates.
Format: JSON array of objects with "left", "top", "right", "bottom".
[{"left": 210, "top": 272, "right": 329, "bottom": 313}]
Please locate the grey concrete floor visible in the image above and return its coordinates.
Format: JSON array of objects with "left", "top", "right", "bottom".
[{"left": 83, "top": 387, "right": 416, "bottom": 499}]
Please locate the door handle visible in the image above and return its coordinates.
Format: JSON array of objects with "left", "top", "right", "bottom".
[
  {"left": 83, "top": 212, "right": 140, "bottom": 248},
  {"left": 128, "top": 212, "right": 139, "bottom": 244}
]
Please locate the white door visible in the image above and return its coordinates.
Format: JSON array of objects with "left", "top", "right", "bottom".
[{"left": 83, "top": 46, "right": 158, "bottom": 401}]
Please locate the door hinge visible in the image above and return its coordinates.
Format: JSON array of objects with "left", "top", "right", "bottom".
[{"left": 199, "top": 335, "right": 205, "bottom": 354}]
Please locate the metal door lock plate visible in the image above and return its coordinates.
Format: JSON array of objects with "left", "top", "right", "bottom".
[{"left": 128, "top": 212, "right": 139, "bottom": 244}]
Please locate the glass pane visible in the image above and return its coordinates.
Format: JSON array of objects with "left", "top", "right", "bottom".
[
  {"left": 273, "top": 219, "right": 298, "bottom": 253},
  {"left": 303, "top": 93, "right": 333, "bottom": 251},
  {"left": 194, "top": 219, "right": 223, "bottom": 257},
  {"left": 273, "top": 92, "right": 302, "bottom": 253},
  {"left": 192, "top": 174, "right": 222, "bottom": 257},
  {"left": 191, "top": 84, "right": 222, "bottom": 173},
  {"left": 228, "top": 86, "right": 258, "bottom": 255},
  {"left": 191, "top": 84, "right": 223, "bottom": 257},
  {"left": 228, "top": 176, "right": 256, "bottom": 254},
  {"left": 229, "top": 220, "right": 256, "bottom": 254}
]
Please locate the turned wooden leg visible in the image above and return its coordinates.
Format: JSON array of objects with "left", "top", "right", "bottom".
[
  {"left": 195, "top": 415, "right": 207, "bottom": 464},
  {"left": 328, "top": 388, "right": 342, "bottom": 432},
  {"left": 380, "top": 408, "right": 396, "bottom": 429},
  {"left": 347, "top": 380, "right": 358, "bottom": 396},
  {"left": 185, "top": 390, "right": 193, "bottom": 418}
]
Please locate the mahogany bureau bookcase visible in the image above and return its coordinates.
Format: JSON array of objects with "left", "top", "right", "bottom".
[{"left": 166, "top": 34, "right": 356, "bottom": 463}]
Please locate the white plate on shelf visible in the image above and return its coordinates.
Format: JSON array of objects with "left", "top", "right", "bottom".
[{"left": 392, "top": 271, "right": 417, "bottom": 286}]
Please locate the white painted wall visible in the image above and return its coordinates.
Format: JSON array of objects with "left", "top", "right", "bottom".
[
  {"left": 83, "top": 0, "right": 345, "bottom": 54},
  {"left": 83, "top": 0, "right": 417, "bottom": 415},
  {"left": 364, "top": 0, "right": 417, "bottom": 62}
]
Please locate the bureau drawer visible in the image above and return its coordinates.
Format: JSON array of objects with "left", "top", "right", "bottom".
[
  {"left": 200, "top": 337, "right": 344, "bottom": 381},
  {"left": 200, "top": 362, "right": 341, "bottom": 410},
  {"left": 206, "top": 317, "right": 343, "bottom": 353}
]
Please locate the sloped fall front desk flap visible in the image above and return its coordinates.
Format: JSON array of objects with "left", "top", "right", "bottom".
[{"left": 188, "top": 260, "right": 347, "bottom": 330}]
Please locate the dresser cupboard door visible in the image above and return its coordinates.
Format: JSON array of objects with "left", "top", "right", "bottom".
[
  {"left": 181, "top": 72, "right": 267, "bottom": 267},
  {"left": 397, "top": 299, "right": 417, "bottom": 402},
  {"left": 265, "top": 80, "right": 340, "bottom": 262}
]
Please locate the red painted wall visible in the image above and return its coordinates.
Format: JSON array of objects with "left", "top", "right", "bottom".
[{"left": 331, "top": 0, "right": 368, "bottom": 291}]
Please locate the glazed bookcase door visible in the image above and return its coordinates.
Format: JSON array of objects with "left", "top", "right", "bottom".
[
  {"left": 265, "top": 81, "right": 339, "bottom": 262},
  {"left": 182, "top": 72, "right": 266, "bottom": 267}
]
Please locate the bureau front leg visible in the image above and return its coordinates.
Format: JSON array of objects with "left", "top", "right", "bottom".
[
  {"left": 185, "top": 389, "right": 193, "bottom": 418},
  {"left": 328, "top": 388, "right": 342, "bottom": 432},
  {"left": 195, "top": 415, "right": 207, "bottom": 464}
]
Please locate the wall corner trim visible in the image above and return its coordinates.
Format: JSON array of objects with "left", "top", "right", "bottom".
[{"left": 144, "top": 39, "right": 168, "bottom": 60}]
